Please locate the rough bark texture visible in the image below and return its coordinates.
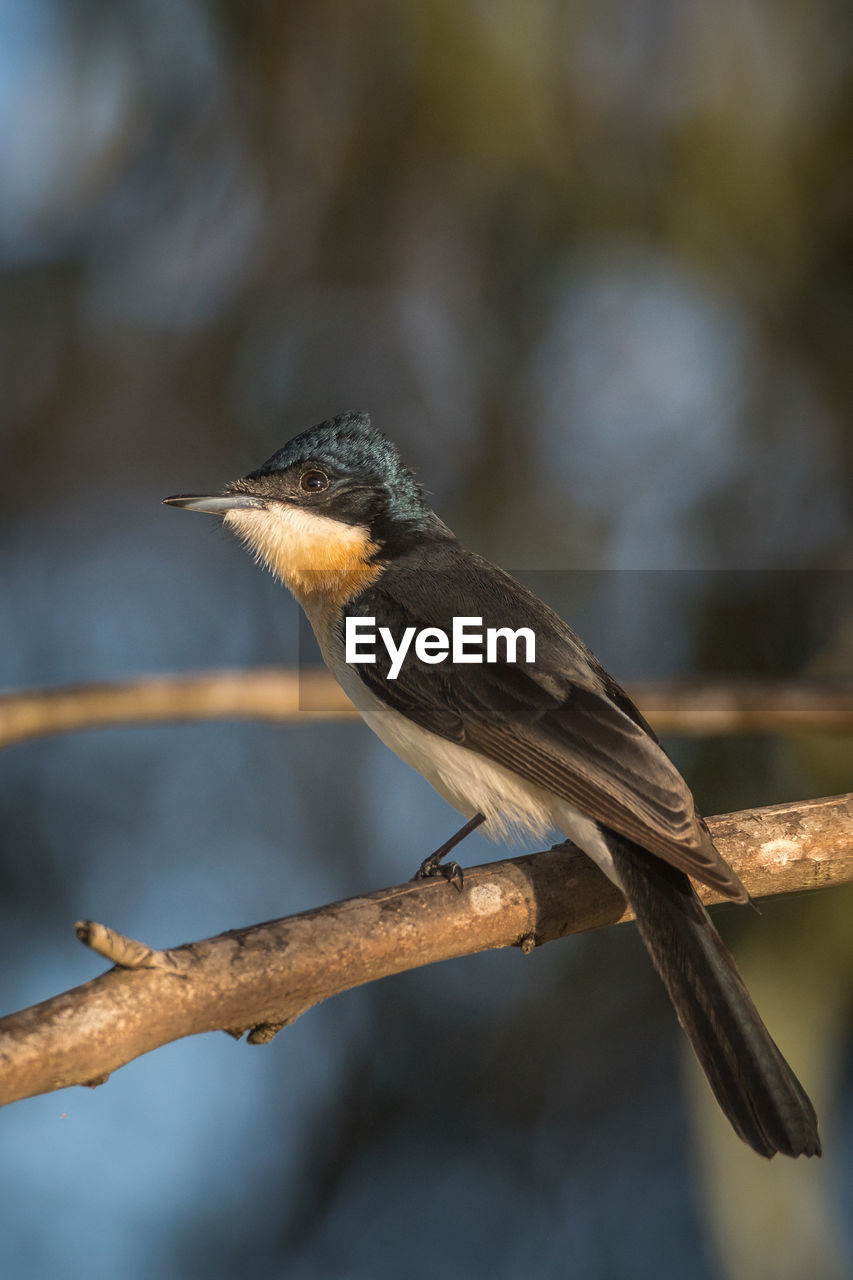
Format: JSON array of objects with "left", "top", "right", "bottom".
[{"left": 0, "top": 792, "right": 850, "bottom": 1109}]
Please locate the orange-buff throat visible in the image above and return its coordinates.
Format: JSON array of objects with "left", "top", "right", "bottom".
[{"left": 224, "top": 503, "right": 382, "bottom": 610}]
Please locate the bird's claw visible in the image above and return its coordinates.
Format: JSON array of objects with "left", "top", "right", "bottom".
[{"left": 412, "top": 857, "right": 464, "bottom": 892}]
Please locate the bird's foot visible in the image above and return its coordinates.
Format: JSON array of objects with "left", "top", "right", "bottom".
[
  {"left": 409, "top": 813, "right": 485, "bottom": 892},
  {"left": 412, "top": 854, "right": 464, "bottom": 892}
]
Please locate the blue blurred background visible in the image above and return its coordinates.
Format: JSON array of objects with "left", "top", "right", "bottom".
[{"left": 0, "top": 2, "right": 851, "bottom": 1277}]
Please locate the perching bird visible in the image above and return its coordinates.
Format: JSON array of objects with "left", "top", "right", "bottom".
[{"left": 164, "top": 410, "right": 820, "bottom": 1159}]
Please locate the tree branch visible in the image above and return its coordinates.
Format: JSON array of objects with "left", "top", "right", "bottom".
[
  {"left": 0, "top": 670, "right": 851, "bottom": 751},
  {"left": 1, "top": 793, "right": 850, "bottom": 1109}
]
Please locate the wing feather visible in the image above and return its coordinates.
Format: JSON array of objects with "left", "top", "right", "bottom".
[{"left": 345, "top": 548, "right": 746, "bottom": 900}]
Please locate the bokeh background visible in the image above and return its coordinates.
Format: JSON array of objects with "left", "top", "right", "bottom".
[{"left": 1, "top": 2, "right": 852, "bottom": 1277}]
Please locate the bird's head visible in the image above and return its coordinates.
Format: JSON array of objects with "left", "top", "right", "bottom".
[{"left": 164, "top": 412, "right": 445, "bottom": 607}]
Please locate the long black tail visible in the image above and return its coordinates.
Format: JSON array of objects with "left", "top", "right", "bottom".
[{"left": 606, "top": 832, "right": 821, "bottom": 1158}]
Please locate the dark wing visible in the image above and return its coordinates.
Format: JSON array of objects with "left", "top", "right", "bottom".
[{"left": 346, "top": 543, "right": 746, "bottom": 901}]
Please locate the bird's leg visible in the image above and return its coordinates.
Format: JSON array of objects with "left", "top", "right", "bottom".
[{"left": 412, "top": 813, "right": 486, "bottom": 891}]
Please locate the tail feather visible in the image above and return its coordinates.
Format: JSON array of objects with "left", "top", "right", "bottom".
[{"left": 606, "top": 833, "right": 821, "bottom": 1159}]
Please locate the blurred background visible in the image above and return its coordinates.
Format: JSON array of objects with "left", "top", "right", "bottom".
[{"left": 0, "top": 1, "right": 851, "bottom": 1276}]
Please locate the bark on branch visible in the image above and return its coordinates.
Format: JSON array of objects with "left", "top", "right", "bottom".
[
  {"left": 0, "top": 670, "right": 851, "bottom": 750},
  {"left": 0, "top": 793, "right": 850, "bottom": 1109}
]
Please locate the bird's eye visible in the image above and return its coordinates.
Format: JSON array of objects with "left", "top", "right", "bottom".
[{"left": 299, "top": 469, "right": 329, "bottom": 493}]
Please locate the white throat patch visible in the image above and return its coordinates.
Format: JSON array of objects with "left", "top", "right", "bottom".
[{"left": 223, "top": 503, "right": 379, "bottom": 609}]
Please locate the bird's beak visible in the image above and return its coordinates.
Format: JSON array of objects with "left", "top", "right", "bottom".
[{"left": 162, "top": 493, "right": 266, "bottom": 515}]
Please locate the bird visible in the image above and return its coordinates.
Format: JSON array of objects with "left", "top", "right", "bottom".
[{"left": 164, "top": 410, "right": 820, "bottom": 1159}]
